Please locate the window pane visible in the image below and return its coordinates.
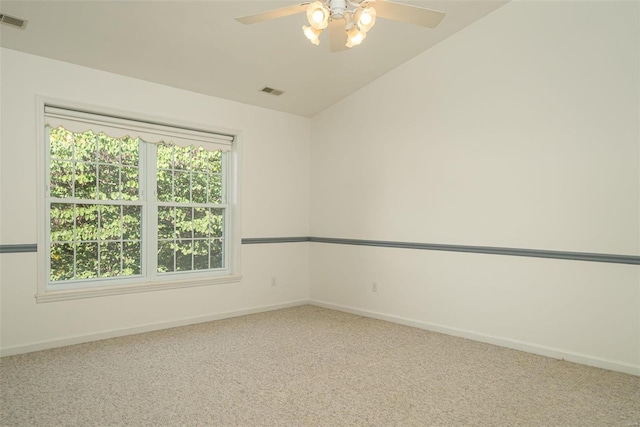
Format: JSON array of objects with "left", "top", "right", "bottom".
[
  {"left": 123, "top": 241, "right": 141, "bottom": 275},
  {"left": 174, "top": 171, "right": 190, "bottom": 203},
  {"left": 157, "top": 170, "right": 173, "bottom": 202},
  {"left": 50, "top": 160, "right": 73, "bottom": 199},
  {"left": 100, "top": 205, "right": 122, "bottom": 241},
  {"left": 75, "top": 242, "right": 98, "bottom": 279},
  {"left": 157, "top": 144, "right": 173, "bottom": 169},
  {"left": 100, "top": 241, "right": 121, "bottom": 277},
  {"left": 75, "top": 131, "right": 97, "bottom": 163},
  {"left": 99, "top": 164, "right": 120, "bottom": 200},
  {"left": 208, "top": 150, "right": 222, "bottom": 174},
  {"left": 157, "top": 241, "right": 175, "bottom": 273},
  {"left": 192, "top": 172, "right": 207, "bottom": 204},
  {"left": 176, "top": 207, "right": 193, "bottom": 239},
  {"left": 74, "top": 162, "right": 97, "bottom": 200},
  {"left": 122, "top": 205, "right": 141, "bottom": 240},
  {"left": 208, "top": 174, "right": 222, "bottom": 204},
  {"left": 120, "top": 137, "right": 139, "bottom": 166},
  {"left": 193, "top": 240, "right": 209, "bottom": 270},
  {"left": 158, "top": 207, "right": 174, "bottom": 239},
  {"left": 50, "top": 242, "right": 74, "bottom": 282},
  {"left": 173, "top": 146, "right": 192, "bottom": 170},
  {"left": 50, "top": 203, "right": 74, "bottom": 242},
  {"left": 121, "top": 166, "right": 139, "bottom": 201},
  {"left": 97, "top": 133, "right": 120, "bottom": 164},
  {"left": 49, "top": 127, "right": 74, "bottom": 160},
  {"left": 209, "top": 209, "right": 224, "bottom": 237},
  {"left": 76, "top": 204, "right": 99, "bottom": 241},
  {"left": 193, "top": 208, "right": 208, "bottom": 239},
  {"left": 175, "top": 239, "right": 193, "bottom": 271},
  {"left": 192, "top": 147, "right": 209, "bottom": 172},
  {"left": 210, "top": 239, "right": 224, "bottom": 269}
]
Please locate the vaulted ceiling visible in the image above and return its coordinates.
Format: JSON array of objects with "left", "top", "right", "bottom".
[{"left": 0, "top": 1, "right": 506, "bottom": 117}]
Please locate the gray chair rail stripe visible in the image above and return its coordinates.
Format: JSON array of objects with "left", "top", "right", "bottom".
[
  {"left": 241, "top": 237, "right": 311, "bottom": 244},
  {"left": 3, "top": 239, "right": 638, "bottom": 265},
  {"left": 241, "top": 237, "right": 639, "bottom": 265},
  {"left": 0, "top": 244, "right": 38, "bottom": 253}
]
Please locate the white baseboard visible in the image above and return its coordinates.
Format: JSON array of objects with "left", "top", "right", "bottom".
[
  {"left": 4, "top": 298, "right": 638, "bottom": 377},
  {"left": 0, "top": 300, "right": 309, "bottom": 357},
  {"left": 309, "top": 299, "right": 640, "bottom": 377}
]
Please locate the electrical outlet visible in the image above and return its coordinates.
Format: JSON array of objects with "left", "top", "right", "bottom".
[
  {"left": 271, "top": 276, "right": 277, "bottom": 287},
  {"left": 372, "top": 282, "right": 378, "bottom": 292}
]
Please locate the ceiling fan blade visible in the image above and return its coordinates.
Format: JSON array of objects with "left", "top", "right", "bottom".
[
  {"left": 373, "top": 0, "right": 445, "bottom": 28},
  {"left": 236, "top": 3, "right": 310, "bottom": 25},
  {"left": 328, "top": 19, "right": 348, "bottom": 52}
]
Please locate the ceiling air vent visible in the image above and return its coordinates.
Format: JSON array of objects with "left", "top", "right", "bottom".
[
  {"left": 0, "top": 13, "right": 27, "bottom": 29},
  {"left": 260, "top": 87, "right": 285, "bottom": 96}
]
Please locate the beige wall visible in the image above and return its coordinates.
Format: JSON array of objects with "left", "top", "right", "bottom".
[
  {"left": 310, "top": 0, "right": 639, "bottom": 373},
  {"left": 0, "top": 48, "right": 311, "bottom": 353}
]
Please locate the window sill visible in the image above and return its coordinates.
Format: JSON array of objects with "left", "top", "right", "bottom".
[{"left": 35, "top": 274, "right": 243, "bottom": 303}]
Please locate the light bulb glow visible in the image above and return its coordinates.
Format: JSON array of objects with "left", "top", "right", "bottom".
[
  {"left": 356, "top": 7, "right": 376, "bottom": 32},
  {"left": 306, "top": 1, "right": 329, "bottom": 30},
  {"left": 312, "top": 9, "right": 325, "bottom": 24}
]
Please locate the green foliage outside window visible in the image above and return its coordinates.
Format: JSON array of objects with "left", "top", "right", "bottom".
[
  {"left": 156, "top": 143, "right": 224, "bottom": 273},
  {"left": 48, "top": 127, "right": 225, "bottom": 284}
]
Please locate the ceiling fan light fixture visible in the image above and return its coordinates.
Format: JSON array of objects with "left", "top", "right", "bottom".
[
  {"left": 345, "top": 24, "right": 366, "bottom": 48},
  {"left": 302, "top": 25, "right": 322, "bottom": 45},
  {"left": 306, "top": 1, "right": 330, "bottom": 30},
  {"left": 355, "top": 6, "right": 376, "bottom": 32},
  {"left": 235, "top": 0, "right": 445, "bottom": 53}
]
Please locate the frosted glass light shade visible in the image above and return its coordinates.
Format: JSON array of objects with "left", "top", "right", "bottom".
[
  {"left": 346, "top": 25, "right": 366, "bottom": 47},
  {"left": 306, "top": 1, "right": 329, "bottom": 30},
  {"left": 357, "top": 7, "right": 376, "bottom": 32},
  {"left": 302, "top": 25, "right": 321, "bottom": 45}
]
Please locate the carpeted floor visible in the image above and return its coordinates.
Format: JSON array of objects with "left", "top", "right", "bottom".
[{"left": 1, "top": 305, "right": 639, "bottom": 426}]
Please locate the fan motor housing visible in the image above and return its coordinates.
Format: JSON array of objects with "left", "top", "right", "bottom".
[{"left": 329, "top": 0, "right": 347, "bottom": 18}]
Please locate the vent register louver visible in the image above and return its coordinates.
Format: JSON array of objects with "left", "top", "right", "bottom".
[
  {"left": 261, "top": 87, "right": 285, "bottom": 96},
  {"left": 0, "top": 13, "right": 27, "bottom": 29}
]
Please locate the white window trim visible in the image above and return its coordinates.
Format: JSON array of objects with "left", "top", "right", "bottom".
[{"left": 35, "top": 96, "right": 243, "bottom": 303}]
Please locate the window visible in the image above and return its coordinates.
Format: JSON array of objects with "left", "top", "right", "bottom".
[{"left": 37, "top": 102, "right": 241, "bottom": 301}]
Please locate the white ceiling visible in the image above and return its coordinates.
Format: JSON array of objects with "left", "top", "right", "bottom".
[{"left": 0, "top": 0, "right": 506, "bottom": 117}]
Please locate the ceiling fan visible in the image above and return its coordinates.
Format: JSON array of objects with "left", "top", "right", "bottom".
[{"left": 235, "top": 0, "right": 445, "bottom": 51}]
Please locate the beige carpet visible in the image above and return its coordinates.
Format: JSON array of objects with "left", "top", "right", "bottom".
[{"left": 1, "top": 305, "right": 639, "bottom": 426}]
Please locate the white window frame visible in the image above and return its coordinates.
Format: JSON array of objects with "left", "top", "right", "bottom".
[{"left": 35, "top": 97, "right": 242, "bottom": 302}]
